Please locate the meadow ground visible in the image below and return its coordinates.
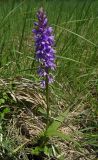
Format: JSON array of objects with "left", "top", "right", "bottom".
[{"left": 0, "top": 0, "right": 98, "bottom": 159}]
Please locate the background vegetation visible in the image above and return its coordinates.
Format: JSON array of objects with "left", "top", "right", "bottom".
[{"left": 0, "top": 0, "right": 98, "bottom": 159}]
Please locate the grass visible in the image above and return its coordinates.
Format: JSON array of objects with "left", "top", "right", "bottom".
[{"left": 0, "top": 0, "right": 98, "bottom": 159}]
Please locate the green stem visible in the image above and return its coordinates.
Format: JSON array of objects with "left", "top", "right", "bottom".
[
  {"left": 40, "top": 73, "right": 49, "bottom": 147},
  {"left": 46, "top": 74, "right": 49, "bottom": 130}
]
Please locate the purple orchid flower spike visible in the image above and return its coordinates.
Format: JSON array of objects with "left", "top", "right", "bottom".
[{"left": 33, "top": 7, "right": 56, "bottom": 88}]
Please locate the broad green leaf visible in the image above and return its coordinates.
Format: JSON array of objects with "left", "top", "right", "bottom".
[
  {"left": 0, "top": 108, "right": 10, "bottom": 120},
  {"left": 51, "top": 131, "right": 81, "bottom": 148},
  {"left": 44, "top": 146, "right": 50, "bottom": 156},
  {"left": 46, "top": 109, "right": 69, "bottom": 136},
  {"left": 3, "top": 108, "right": 10, "bottom": 114},
  {"left": 32, "top": 147, "right": 40, "bottom": 156},
  {"left": 32, "top": 146, "right": 43, "bottom": 156},
  {"left": 0, "top": 99, "right": 5, "bottom": 105},
  {"left": 50, "top": 131, "right": 71, "bottom": 141}
]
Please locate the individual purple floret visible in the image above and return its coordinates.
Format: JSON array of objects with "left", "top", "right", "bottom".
[{"left": 33, "top": 7, "right": 56, "bottom": 88}]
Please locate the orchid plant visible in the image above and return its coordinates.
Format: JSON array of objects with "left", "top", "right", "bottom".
[{"left": 32, "top": 7, "right": 56, "bottom": 158}]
